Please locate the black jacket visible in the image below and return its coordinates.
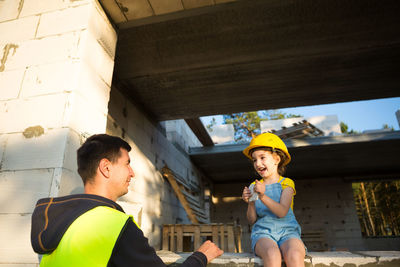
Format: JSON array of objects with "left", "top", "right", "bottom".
[{"left": 31, "top": 194, "right": 207, "bottom": 267}]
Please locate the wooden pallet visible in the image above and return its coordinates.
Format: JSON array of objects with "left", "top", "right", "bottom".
[
  {"left": 269, "top": 120, "right": 324, "bottom": 139},
  {"left": 162, "top": 223, "right": 242, "bottom": 253},
  {"left": 162, "top": 166, "right": 208, "bottom": 224},
  {"left": 301, "top": 230, "right": 327, "bottom": 251}
]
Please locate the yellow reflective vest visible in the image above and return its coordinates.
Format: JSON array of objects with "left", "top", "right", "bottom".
[{"left": 40, "top": 206, "right": 132, "bottom": 266}]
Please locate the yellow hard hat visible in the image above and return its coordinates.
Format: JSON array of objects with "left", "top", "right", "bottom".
[{"left": 242, "top": 133, "right": 291, "bottom": 165}]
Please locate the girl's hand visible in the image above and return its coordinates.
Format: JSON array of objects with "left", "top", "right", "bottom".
[
  {"left": 254, "top": 180, "right": 265, "bottom": 196},
  {"left": 242, "top": 187, "right": 252, "bottom": 203}
]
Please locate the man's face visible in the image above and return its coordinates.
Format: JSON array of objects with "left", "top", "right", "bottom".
[{"left": 109, "top": 148, "right": 135, "bottom": 199}]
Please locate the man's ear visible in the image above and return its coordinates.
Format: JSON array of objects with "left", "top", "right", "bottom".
[{"left": 98, "top": 158, "right": 111, "bottom": 178}]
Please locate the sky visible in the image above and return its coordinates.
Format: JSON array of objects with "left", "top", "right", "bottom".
[{"left": 201, "top": 97, "right": 400, "bottom": 132}]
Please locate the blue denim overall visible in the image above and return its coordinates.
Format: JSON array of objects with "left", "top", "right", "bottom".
[{"left": 251, "top": 178, "right": 302, "bottom": 252}]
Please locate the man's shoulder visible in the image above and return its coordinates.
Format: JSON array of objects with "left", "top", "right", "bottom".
[{"left": 35, "top": 194, "right": 124, "bottom": 212}]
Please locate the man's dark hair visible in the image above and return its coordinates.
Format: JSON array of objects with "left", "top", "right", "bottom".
[{"left": 77, "top": 134, "right": 131, "bottom": 184}]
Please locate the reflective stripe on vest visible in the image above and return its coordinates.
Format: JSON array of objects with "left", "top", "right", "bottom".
[{"left": 40, "top": 206, "right": 131, "bottom": 267}]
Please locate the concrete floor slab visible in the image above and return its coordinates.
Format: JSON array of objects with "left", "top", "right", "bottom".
[{"left": 157, "top": 250, "right": 400, "bottom": 266}]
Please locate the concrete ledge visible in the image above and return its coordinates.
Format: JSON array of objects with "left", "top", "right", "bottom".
[{"left": 157, "top": 250, "right": 400, "bottom": 267}]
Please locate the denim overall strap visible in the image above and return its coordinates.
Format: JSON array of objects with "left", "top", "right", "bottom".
[{"left": 251, "top": 178, "right": 302, "bottom": 251}]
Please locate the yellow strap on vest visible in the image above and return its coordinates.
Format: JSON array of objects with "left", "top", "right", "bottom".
[{"left": 40, "top": 206, "right": 132, "bottom": 267}]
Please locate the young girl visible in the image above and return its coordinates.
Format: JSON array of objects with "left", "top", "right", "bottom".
[{"left": 242, "top": 133, "right": 305, "bottom": 267}]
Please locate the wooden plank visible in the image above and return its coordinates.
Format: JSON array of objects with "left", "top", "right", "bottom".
[
  {"left": 227, "top": 225, "right": 235, "bottom": 252},
  {"left": 162, "top": 225, "right": 169, "bottom": 250},
  {"left": 176, "top": 225, "right": 183, "bottom": 252},
  {"left": 212, "top": 224, "right": 219, "bottom": 245},
  {"left": 169, "top": 225, "right": 175, "bottom": 252},
  {"left": 192, "top": 207, "right": 207, "bottom": 217},
  {"left": 181, "top": 189, "right": 198, "bottom": 201},
  {"left": 219, "top": 224, "right": 225, "bottom": 251},
  {"left": 194, "top": 225, "right": 201, "bottom": 250},
  {"left": 196, "top": 216, "right": 209, "bottom": 224},
  {"left": 162, "top": 167, "right": 199, "bottom": 223},
  {"left": 182, "top": 193, "right": 202, "bottom": 209},
  {"left": 235, "top": 225, "right": 242, "bottom": 253}
]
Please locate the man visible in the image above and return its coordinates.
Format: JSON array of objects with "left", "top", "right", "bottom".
[{"left": 31, "top": 134, "right": 223, "bottom": 266}]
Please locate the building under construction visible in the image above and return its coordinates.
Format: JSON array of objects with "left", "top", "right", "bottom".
[{"left": 0, "top": 0, "right": 400, "bottom": 265}]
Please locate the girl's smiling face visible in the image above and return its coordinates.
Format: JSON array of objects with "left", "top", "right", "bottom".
[{"left": 251, "top": 149, "right": 280, "bottom": 179}]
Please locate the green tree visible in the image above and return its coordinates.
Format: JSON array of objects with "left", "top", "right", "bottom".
[
  {"left": 340, "top": 121, "right": 359, "bottom": 134},
  {"left": 382, "top": 124, "right": 394, "bottom": 131},
  {"left": 220, "top": 110, "right": 301, "bottom": 142},
  {"left": 352, "top": 180, "right": 400, "bottom": 237}
]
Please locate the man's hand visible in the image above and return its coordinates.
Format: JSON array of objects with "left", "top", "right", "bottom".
[{"left": 196, "top": 240, "right": 223, "bottom": 263}]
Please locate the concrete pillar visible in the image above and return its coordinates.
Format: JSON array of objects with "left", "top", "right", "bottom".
[
  {"left": 0, "top": 0, "right": 117, "bottom": 264},
  {"left": 396, "top": 110, "right": 400, "bottom": 128}
]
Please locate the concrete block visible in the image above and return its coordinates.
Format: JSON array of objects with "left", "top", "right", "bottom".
[
  {"left": 108, "top": 86, "right": 128, "bottom": 131},
  {"left": 58, "top": 168, "right": 84, "bottom": 197},
  {"left": 48, "top": 167, "right": 62, "bottom": 197},
  {"left": 65, "top": 92, "right": 108, "bottom": 136},
  {"left": 0, "top": 214, "right": 39, "bottom": 263},
  {"left": 182, "top": 0, "right": 214, "bottom": 9},
  {"left": 61, "top": 129, "right": 81, "bottom": 174},
  {"left": 0, "top": 69, "right": 25, "bottom": 100},
  {"left": 307, "top": 115, "right": 341, "bottom": 136},
  {"left": 36, "top": 4, "right": 91, "bottom": 38},
  {"left": 88, "top": 3, "right": 117, "bottom": 59},
  {"left": 73, "top": 61, "right": 111, "bottom": 113},
  {"left": 77, "top": 29, "right": 115, "bottom": 86},
  {"left": 0, "top": 0, "right": 20, "bottom": 22},
  {"left": 127, "top": 119, "right": 152, "bottom": 154},
  {"left": 125, "top": 99, "right": 144, "bottom": 130},
  {"left": 106, "top": 116, "right": 125, "bottom": 139},
  {"left": 0, "top": 94, "right": 68, "bottom": 133},
  {"left": 19, "top": 0, "right": 91, "bottom": 18},
  {"left": 0, "top": 169, "right": 53, "bottom": 213},
  {"left": 21, "top": 61, "right": 77, "bottom": 97},
  {"left": 310, "top": 252, "right": 376, "bottom": 266},
  {"left": 117, "top": 201, "right": 143, "bottom": 227},
  {"left": 0, "top": 32, "right": 80, "bottom": 72},
  {"left": 2, "top": 128, "right": 68, "bottom": 170},
  {"left": 0, "top": 134, "right": 6, "bottom": 164},
  {"left": 208, "top": 124, "right": 234, "bottom": 144},
  {"left": 148, "top": 0, "right": 183, "bottom": 15},
  {"left": 21, "top": 59, "right": 110, "bottom": 113},
  {"left": 0, "top": 16, "right": 39, "bottom": 44}
]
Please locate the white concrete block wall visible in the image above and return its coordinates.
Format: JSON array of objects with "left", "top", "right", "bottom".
[
  {"left": 208, "top": 124, "right": 235, "bottom": 144},
  {"left": 1, "top": 129, "right": 67, "bottom": 171},
  {"left": 0, "top": 0, "right": 21, "bottom": 22},
  {"left": 165, "top": 120, "right": 202, "bottom": 152},
  {"left": 0, "top": 0, "right": 117, "bottom": 264},
  {"left": 107, "top": 87, "right": 209, "bottom": 249},
  {"left": 0, "top": 15, "right": 39, "bottom": 43},
  {"left": 295, "top": 178, "right": 364, "bottom": 251},
  {"left": 0, "top": 69, "right": 25, "bottom": 100},
  {"left": 0, "top": 214, "right": 38, "bottom": 264}
]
